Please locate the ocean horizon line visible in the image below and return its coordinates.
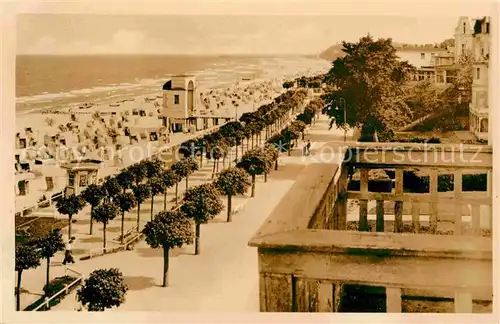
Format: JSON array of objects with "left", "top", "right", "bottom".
[{"left": 16, "top": 53, "right": 322, "bottom": 58}]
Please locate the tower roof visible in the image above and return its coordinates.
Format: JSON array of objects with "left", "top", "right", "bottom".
[{"left": 162, "top": 80, "right": 172, "bottom": 90}]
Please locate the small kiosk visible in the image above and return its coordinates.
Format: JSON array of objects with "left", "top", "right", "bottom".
[{"left": 60, "top": 159, "right": 102, "bottom": 196}]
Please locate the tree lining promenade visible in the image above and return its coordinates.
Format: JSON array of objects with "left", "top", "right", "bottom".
[
  {"left": 47, "top": 115, "right": 347, "bottom": 311},
  {"left": 17, "top": 95, "right": 311, "bottom": 310}
]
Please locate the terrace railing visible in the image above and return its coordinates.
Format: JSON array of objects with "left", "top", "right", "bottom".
[
  {"left": 249, "top": 142, "right": 493, "bottom": 313},
  {"left": 31, "top": 267, "right": 83, "bottom": 311}
]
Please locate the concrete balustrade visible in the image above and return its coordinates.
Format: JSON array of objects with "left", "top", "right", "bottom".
[{"left": 249, "top": 142, "right": 493, "bottom": 313}]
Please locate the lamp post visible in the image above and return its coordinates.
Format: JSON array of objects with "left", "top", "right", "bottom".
[{"left": 335, "top": 98, "right": 347, "bottom": 142}]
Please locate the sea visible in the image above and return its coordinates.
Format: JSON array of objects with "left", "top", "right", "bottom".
[{"left": 16, "top": 54, "right": 331, "bottom": 115}]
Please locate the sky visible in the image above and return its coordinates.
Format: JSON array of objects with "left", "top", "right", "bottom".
[{"left": 16, "top": 14, "right": 464, "bottom": 55}]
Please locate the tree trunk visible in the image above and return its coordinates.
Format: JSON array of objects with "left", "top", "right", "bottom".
[
  {"left": 45, "top": 257, "right": 50, "bottom": 291},
  {"left": 185, "top": 176, "right": 189, "bottom": 191},
  {"left": 216, "top": 159, "right": 219, "bottom": 173},
  {"left": 222, "top": 157, "right": 226, "bottom": 168},
  {"left": 89, "top": 206, "right": 94, "bottom": 235},
  {"left": 264, "top": 172, "right": 268, "bottom": 183},
  {"left": 275, "top": 159, "right": 278, "bottom": 171},
  {"left": 175, "top": 182, "right": 179, "bottom": 205},
  {"left": 68, "top": 215, "right": 72, "bottom": 240},
  {"left": 227, "top": 194, "right": 232, "bottom": 222},
  {"left": 120, "top": 211, "right": 125, "bottom": 244},
  {"left": 287, "top": 142, "right": 291, "bottom": 156},
  {"left": 194, "top": 222, "right": 201, "bottom": 255},
  {"left": 162, "top": 245, "right": 170, "bottom": 287},
  {"left": 235, "top": 144, "right": 239, "bottom": 161},
  {"left": 16, "top": 270, "right": 22, "bottom": 311},
  {"left": 212, "top": 161, "right": 216, "bottom": 179},
  {"left": 103, "top": 222, "right": 107, "bottom": 253},
  {"left": 136, "top": 204, "right": 141, "bottom": 231},
  {"left": 163, "top": 190, "right": 167, "bottom": 211},
  {"left": 241, "top": 142, "right": 244, "bottom": 156},
  {"left": 251, "top": 174, "right": 256, "bottom": 197},
  {"left": 150, "top": 196, "right": 154, "bottom": 221},
  {"left": 199, "top": 153, "right": 203, "bottom": 168}
]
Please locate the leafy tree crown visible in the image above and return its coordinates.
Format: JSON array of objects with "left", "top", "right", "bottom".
[
  {"left": 171, "top": 157, "right": 199, "bottom": 178},
  {"left": 116, "top": 170, "right": 134, "bottom": 189},
  {"left": 161, "top": 169, "right": 181, "bottom": 188},
  {"left": 35, "top": 229, "right": 65, "bottom": 259},
  {"left": 148, "top": 176, "right": 166, "bottom": 196},
  {"left": 131, "top": 184, "right": 151, "bottom": 204},
  {"left": 102, "top": 177, "right": 122, "bottom": 197},
  {"left": 114, "top": 192, "right": 137, "bottom": 213},
  {"left": 143, "top": 211, "right": 194, "bottom": 249},
  {"left": 91, "top": 202, "right": 120, "bottom": 224},
  {"left": 236, "top": 149, "right": 269, "bottom": 176},
  {"left": 214, "top": 167, "right": 251, "bottom": 196},
  {"left": 81, "top": 184, "right": 105, "bottom": 207},
  {"left": 180, "top": 183, "right": 223, "bottom": 223},
  {"left": 77, "top": 268, "right": 128, "bottom": 311},
  {"left": 15, "top": 244, "right": 41, "bottom": 272},
  {"left": 56, "top": 195, "right": 85, "bottom": 217}
]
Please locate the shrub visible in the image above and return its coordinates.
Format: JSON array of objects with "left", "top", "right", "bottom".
[
  {"left": 24, "top": 275, "right": 78, "bottom": 311},
  {"left": 43, "top": 275, "right": 76, "bottom": 296}
]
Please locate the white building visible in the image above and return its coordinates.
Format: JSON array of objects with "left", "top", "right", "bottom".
[
  {"left": 397, "top": 47, "right": 448, "bottom": 82},
  {"left": 469, "top": 17, "right": 491, "bottom": 142},
  {"left": 454, "top": 16, "right": 475, "bottom": 61},
  {"left": 160, "top": 75, "right": 230, "bottom": 133},
  {"left": 161, "top": 75, "right": 197, "bottom": 133}
]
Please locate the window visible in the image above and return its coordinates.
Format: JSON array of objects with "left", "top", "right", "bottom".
[
  {"left": 420, "top": 53, "right": 425, "bottom": 59},
  {"left": 476, "top": 67, "right": 481, "bottom": 79},
  {"left": 461, "top": 43, "right": 465, "bottom": 55},
  {"left": 174, "top": 94, "right": 180, "bottom": 104},
  {"left": 79, "top": 173, "right": 88, "bottom": 187},
  {"left": 68, "top": 171, "right": 75, "bottom": 187},
  {"left": 431, "top": 53, "right": 435, "bottom": 57},
  {"left": 463, "top": 22, "right": 466, "bottom": 34},
  {"left": 481, "top": 47, "right": 484, "bottom": 57}
]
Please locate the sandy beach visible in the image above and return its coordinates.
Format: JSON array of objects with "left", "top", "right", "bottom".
[{"left": 15, "top": 58, "right": 329, "bottom": 213}]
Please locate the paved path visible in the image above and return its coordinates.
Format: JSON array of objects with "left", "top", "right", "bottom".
[
  {"left": 43, "top": 114, "right": 346, "bottom": 312},
  {"left": 17, "top": 108, "right": 309, "bottom": 310},
  {"left": 17, "top": 137, "right": 260, "bottom": 311}
]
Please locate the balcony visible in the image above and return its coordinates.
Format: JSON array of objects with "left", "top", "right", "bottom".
[{"left": 249, "top": 142, "right": 492, "bottom": 313}]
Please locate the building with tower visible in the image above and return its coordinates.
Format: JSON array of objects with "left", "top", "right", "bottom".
[
  {"left": 161, "top": 75, "right": 197, "bottom": 133},
  {"left": 469, "top": 16, "right": 491, "bottom": 142}
]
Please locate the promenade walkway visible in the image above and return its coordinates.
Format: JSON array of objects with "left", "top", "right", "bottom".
[
  {"left": 33, "top": 115, "right": 346, "bottom": 312},
  {"left": 18, "top": 136, "right": 257, "bottom": 310}
]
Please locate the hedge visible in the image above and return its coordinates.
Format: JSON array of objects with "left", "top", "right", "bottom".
[{"left": 24, "top": 275, "right": 79, "bottom": 311}]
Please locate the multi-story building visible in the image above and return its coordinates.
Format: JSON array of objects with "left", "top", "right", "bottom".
[
  {"left": 469, "top": 16, "right": 490, "bottom": 142},
  {"left": 397, "top": 47, "right": 448, "bottom": 82}
]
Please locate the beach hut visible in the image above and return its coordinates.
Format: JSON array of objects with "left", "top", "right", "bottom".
[{"left": 60, "top": 159, "right": 103, "bottom": 196}]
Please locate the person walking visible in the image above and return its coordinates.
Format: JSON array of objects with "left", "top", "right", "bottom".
[
  {"left": 306, "top": 140, "right": 312, "bottom": 156},
  {"left": 62, "top": 237, "right": 76, "bottom": 265}
]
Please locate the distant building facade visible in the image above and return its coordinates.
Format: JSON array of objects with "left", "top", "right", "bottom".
[
  {"left": 469, "top": 17, "right": 491, "bottom": 142},
  {"left": 397, "top": 47, "right": 448, "bottom": 82}
]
